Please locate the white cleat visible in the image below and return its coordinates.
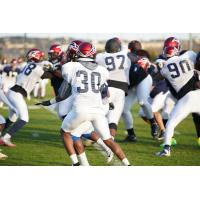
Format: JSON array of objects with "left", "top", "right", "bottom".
[
  {"left": 107, "top": 151, "right": 114, "bottom": 163},
  {"left": 0, "top": 137, "right": 16, "bottom": 147},
  {"left": 0, "top": 152, "right": 8, "bottom": 160},
  {"left": 156, "top": 149, "right": 170, "bottom": 157}
]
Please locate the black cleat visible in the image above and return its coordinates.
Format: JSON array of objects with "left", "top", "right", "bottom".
[
  {"left": 151, "top": 123, "right": 159, "bottom": 139},
  {"left": 125, "top": 134, "right": 137, "bottom": 142},
  {"left": 158, "top": 130, "right": 165, "bottom": 141}
]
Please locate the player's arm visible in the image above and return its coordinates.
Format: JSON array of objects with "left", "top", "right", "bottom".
[{"left": 35, "top": 80, "right": 72, "bottom": 106}]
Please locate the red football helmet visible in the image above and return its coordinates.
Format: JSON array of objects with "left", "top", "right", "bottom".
[
  {"left": 163, "top": 46, "right": 179, "bottom": 58},
  {"left": 77, "top": 42, "right": 96, "bottom": 59},
  {"left": 48, "top": 44, "right": 63, "bottom": 62},
  {"left": 163, "top": 37, "right": 181, "bottom": 50},
  {"left": 137, "top": 57, "right": 150, "bottom": 71},
  {"left": 26, "top": 48, "right": 44, "bottom": 62},
  {"left": 66, "top": 40, "right": 83, "bottom": 62}
]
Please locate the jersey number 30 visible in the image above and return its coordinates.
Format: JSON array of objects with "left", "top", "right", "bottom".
[{"left": 76, "top": 70, "right": 101, "bottom": 93}]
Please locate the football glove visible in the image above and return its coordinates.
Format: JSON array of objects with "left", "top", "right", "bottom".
[
  {"left": 109, "top": 102, "right": 115, "bottom": 110},
  {"left": 35, "top": 100, "right": 51, "bottom": 106}
]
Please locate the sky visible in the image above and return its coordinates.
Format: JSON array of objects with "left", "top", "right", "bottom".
[{"left": 0, "top": 33, "right": 199, "bottom": 41}]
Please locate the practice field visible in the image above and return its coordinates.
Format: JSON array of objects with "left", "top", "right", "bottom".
[{"left": 0, "top": 83, "right": 200, "bottom": 166}]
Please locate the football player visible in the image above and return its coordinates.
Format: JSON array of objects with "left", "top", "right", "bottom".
[
  {"left": 40, "top": 42, "right": 130, "bottom": 166},
  {"left": 0, "top": 49, "right": 53, "bottom": 147},
  {"left": 48, "top": 44, "right": 65, "bottom": 96},
  {"left": 122, "top": 49, "right": 159, "bottom": 142},
  {"left": 156, "top": 37, "right": 200, "bottom": 156},
  {"left": 96, "top": 37, "right": 131, "bottom": 138},
  {"left": 2, "top": 58, "right": 21, "bottom": 93}
]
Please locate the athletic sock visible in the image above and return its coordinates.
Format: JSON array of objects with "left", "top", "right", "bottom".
[
  {"left": 69, "top": 154, "right": 79, "bottom": 165},
  {"left": 149, "top": 118, "right": 156, "bottom": 125},
  {"left": 122, "top": 158, "right": 130, "bottom": 166},
  {"left": 127, "top": 128, "right": 136, "bottom": 136},
  {"left": 7, "top": 120, "right": 27, "bottom": 136},
  {"left": 3, "top": 133, "right": 11, "bottom": 140},
  {"left": 96, "top": 138, "right": 111, "bottom": 155},
  {"left": 4, "top": 118, "right": 13, "bottom": 129},
  {"left": 78, "top": 152, "right": 90, "bottom": 166},
  {"left": 192, "top": 113, "right": 200, "bottom": 138}
]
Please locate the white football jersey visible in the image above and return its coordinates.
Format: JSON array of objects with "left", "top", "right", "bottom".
[
  {"left": 62, "top": 62, "right": 109, "bottom": 114},
  {"left": 161, "top": 51, "right": 196, "bottom": 92},
  {"left": 95, "top": 50, "right": 130, "bottom": 84},
  {"left": 16, "top": 62, "right": 45, "bottom": 94}
]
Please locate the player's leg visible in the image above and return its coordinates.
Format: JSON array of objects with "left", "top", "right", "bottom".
[
  {"left": 121, "top": 88, "right": 138, "bottom": 142},
  {"left": 57, "top": 96, "right": 73, "bottom": 119},
  {"left": 33, "top": 82, "right": 40, "bottom": 98},
  {"left": 107, "top": 87, "right": 125, "bottom": 137},
  {"left": 136, "top": 75, "right": 159, "bottom": 138},
  {"left": 192, "top": 113, "right": 200, "bottom": 146},
  {"left": 0, "top": 115, "right": 8, "bottom": 159},
  {"left": 162, "top": 92, "right": 176, "bottom": 127},
  {"left": 0, "top": 91, "right": 28, "bottom": 147},
  {"left": 92, "top": 114, "right": 130, "bottom": 165},
  {"left": 0, "top": 115, "right": 6, "bottom": 136},
  {"left": 151, "top": 92, "right": 168, "bottom": 140},
  {"left": 40, "top": 79, "right": 48, "bottom": 98},
  {"left": 157, "top": 90, "right": 200, "bottom": 156},
  {"left": 61, "top": 111, "right": 89, "bottom": 166}
]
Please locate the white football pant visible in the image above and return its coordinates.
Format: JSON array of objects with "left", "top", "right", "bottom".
[
  {"left": 164, "top": 90, "right": 200, "bottom": 146},
  {"left": 62, "top": 110, "right": 111, "bottom": 141},
  {"left": 7, "top": 90, "right": 29, "bottom": 122}
]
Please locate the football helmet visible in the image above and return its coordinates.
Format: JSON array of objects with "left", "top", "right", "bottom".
[
  {"left": 48, "top": 44, "right": 63, "bottom": 62},
  {"left": 26, "top": 48, "right": 44, "bottom": 62},
  {"left": 128, "top": 40, "right": 142, "bottom": 52},
  {"left": 66, "top": 40, "right": 83, "bottom": 62},
  {"left": 137, "top": 57, "right": 150, "bottom": 71},
  {"left": 163, "top": 46, "right": 179, "bottom": 58},
  {"left": 105, "top": 37, "right": 122, "bottom": 53},
  {"left": 77, "top": 42, "right": 96, "bottom": 59},
  {"left": 163, "top": 37, "right": 181, "bottom": 50}
]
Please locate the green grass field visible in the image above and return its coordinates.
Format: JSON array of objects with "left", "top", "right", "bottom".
[{"left": 0, "top": 83, "right": 200, "bottom": 166}]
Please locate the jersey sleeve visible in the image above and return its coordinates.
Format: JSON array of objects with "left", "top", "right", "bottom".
[
  {"left": 95, "top": 53, "right": 105, "bottom": 66},
  {"left": 188, "top": 51, "right": 197, "bottom": 63},
  {"left": 61, "top": 62, "right": 75, "bottom": 83}
]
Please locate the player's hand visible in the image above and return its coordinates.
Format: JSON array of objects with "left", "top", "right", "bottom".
[
  {"left": 35, "top": 100, "right": 51, "bottom": 106},
  {"left": 109, "top": 102, "right": 115, "bottom": 110}
]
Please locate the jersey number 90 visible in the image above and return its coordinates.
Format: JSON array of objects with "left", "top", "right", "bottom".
[{"left": 167, "top": 60, "right": 192, "bottom": 79}]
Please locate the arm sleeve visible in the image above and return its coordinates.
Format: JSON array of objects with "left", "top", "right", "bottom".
[
  {"left": 55, "top": 80, "right": 72, "bottom": 102},
  {"left": 41, "top": 71, "right": 54, "bottom": 79}
]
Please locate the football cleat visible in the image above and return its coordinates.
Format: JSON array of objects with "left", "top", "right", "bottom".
[
  {"left": 151, "top": 123, "right": 159, "bottom": 139},
  {"left": 0, "top": 152, "right": 8, "bottom": 160},
  {"left": 0, "top": 137, "right": 16, "bottom": 147},
  {"left": 160, "top": 138, "right": 177, "bottom": 148},
  {"left": 124, "top": 134, "right": 137, "bottom": 142},
  {"left": 156, "top": 148, "right": 170, "bottom": 157},
  {"left": 107, "top": 150, "right": 114, "bottom": 163}
]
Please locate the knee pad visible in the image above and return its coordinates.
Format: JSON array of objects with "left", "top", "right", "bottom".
[{"left": 109, "top": 123, "right": 118, "bottom": 130}]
